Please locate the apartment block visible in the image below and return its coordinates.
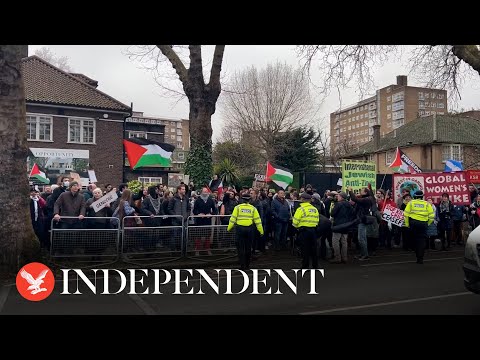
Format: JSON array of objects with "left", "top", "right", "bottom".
[{"left": 330, "top": 75, "right": 448, "bottom": 155}]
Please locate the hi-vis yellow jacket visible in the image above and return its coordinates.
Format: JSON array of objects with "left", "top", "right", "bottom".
[
  {"left": 404, "top": 199, "right": 434, "bottom": 227},
  {"left": 227, "top": 203, "right": 264, "bottom": 235},
  {"left": 292, "top": 202, "right": 319, "bottom": 228}
]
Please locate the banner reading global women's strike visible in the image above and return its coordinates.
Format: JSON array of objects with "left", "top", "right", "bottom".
[
  {"left": 393, "top": 172, "right": 469, "bottom": 205},
  {"left": 342, "top": 160, "right": 376, "bottom": 192}
]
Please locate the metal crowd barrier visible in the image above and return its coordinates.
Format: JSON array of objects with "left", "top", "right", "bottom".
[
  {"left": 121, "top": 215, "right": 184, "bottom": 263},
  {"left": 186, "top": 215, "right": 237, "bottom": 261},
  {"left": 50, "top": 216, "right": 120, "bottom": 259}
]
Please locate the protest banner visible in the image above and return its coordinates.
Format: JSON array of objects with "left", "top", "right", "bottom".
[
  {"left": 342, "top": 160, "right": 376, "bottom": 192},
  {"left": 88, "top": 170, "right": 97, "bottom": 183},
  {"left": 393, "top": 172, "right": 469, "bottom": 205},
  {"left": 91, "top": 190, "right": 118, "bottom": 213},
  {"left": 382, "top": 204, "right": 404, "bottom": 227}
]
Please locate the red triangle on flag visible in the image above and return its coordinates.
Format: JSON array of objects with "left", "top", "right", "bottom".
[
  {"left": 29, "top": 163, "right": 40, "bottom": 178},
  {"left": 266, "top": 161, "right": 275, "bottom": 182},
  {"left": 123, "top": 139, "right": 147, "bottom": 170},
  {"left": 389, "top": 148, "right": 403, "bottom": 169}
]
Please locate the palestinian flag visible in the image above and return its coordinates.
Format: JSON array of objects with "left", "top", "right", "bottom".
[
  {"left": 265, "top": 161, "right": 293, "bottom": 190},
  {"left": 29, "top": 163, "right": 50, "bottom": 184},
  {"left": 123, "top": 138, "right": 175, "bottom": 169},
  {"left": 389, "top": 147, "right": 422, "bottom": 173}
]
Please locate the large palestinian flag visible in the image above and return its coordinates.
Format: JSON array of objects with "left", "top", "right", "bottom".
[
  {"left": 29, "top": 163, "right": 50, "bottom": 184},
  {"left": 265, "top": 161, "right": 293, "bottom": 189},
  {"left": 389, "top": 147, "right": 422, "bottom": 173},
  {"left": 123, "top": 138, "right": 175, "bottom": 169}
]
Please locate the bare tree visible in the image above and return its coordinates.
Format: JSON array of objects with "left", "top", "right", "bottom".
[
  {"left": 296, "top": 45, "right": 480, "bottom": 102},
  {"left": 0, "top": 45, "right": 39, "bottom": 272},
  {"left": 126, "top": 45, "right": 225, "bottom": 185},
  {"left": 220, "top": 62, "right": 315, "bottom": 161},
  {"left": 34, "top": 47, "right": 73, "bottom": 72}
]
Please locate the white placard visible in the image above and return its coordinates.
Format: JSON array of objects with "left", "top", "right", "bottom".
[
  {"left": 337, "top": 178, "right": 343, "bottom": 187},
  {"left": 88, "top": 170, "right": 97, "bottom": 183},
  {"left": 381, "top": 204, "right": 404, "bottom": 227},
  {"left": 80, "top": 178, "right": 90, "bottom": 187},
  {"left": 91, "top": 190, "right": 118, "bottom": 213}
]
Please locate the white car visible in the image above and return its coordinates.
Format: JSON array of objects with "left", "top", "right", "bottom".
[{"left": 464, "top": 225, "right": 480, "bottom": 294}]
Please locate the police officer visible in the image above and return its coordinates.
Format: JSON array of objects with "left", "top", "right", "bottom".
[
  {"left": 292, "top": 193, "right": 320, "bottom": 269},
  {"left": 227, "top": 193, "right": 264, "bottom": 270},
  {"left": 403, "top": 190, "right": 434, "bottom": 264}
]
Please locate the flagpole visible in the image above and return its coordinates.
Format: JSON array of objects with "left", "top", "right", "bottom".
[
  {"left": 379, "top": 173, "right": 387, "bottom": 190},
  {"left": 123, "top": 102, "right": 133, "bottom": 184}
]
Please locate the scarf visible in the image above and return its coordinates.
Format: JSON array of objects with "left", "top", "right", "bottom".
[
  {"left": 31, "top": 197, "right": 39, "bottom": 221},
  {"left": 149, "top": 195, "right": 161, "bottom": 214},
  {"left": 440, "top": 201, "right": 450, "bottom": 213}
]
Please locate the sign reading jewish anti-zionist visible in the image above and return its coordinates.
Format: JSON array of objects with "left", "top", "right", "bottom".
[
  {"left": 342, "top": 160, "right": 376, "bottom": 191},
  {"left": 382, "top": 204, "right": 404, "bottom": 227},
  {"left": 393, "top": 172, "right": 469, "bottom": 205},
  {"left": 91, "top": 190, "right": 118, "bottom": 213}
]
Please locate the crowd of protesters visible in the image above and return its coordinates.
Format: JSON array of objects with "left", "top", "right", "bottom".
[{"left": 30, "top": 174, "right": 480, "bottom": 265}]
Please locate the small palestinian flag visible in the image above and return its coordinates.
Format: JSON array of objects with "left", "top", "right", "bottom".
[
  {"left": 265, "top": 161, "right": 293, "bottom": 190},
  {"left": 123, "top": 138, "right": 175, "bottom": 169},
  {"left": 29, "top": 163, "right": 50, "bottom": 184},
  {"left": 389, "top": 147, "right": 422, "bottom": 174}
]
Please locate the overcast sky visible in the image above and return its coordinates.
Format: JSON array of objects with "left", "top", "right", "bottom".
[{"left": 28, "top": 45, "right": 480, "bottom": 142}]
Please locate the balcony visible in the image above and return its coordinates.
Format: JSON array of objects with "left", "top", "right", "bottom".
[
  {"left": 369, "top": 119, "right": 377, "bottom": 127},
  {"left": 418, "top": 101, "right": 425, "bottom": 109},
  {"left": 369, "top": 103, "right": 377, "bottom": 110},
  {"left": 392, "top": 100, "right": 404, "bottom": 112},
  {"left": 369, "top": 111, "right": 376, "bottom": 119},
  {"left": 392, "top": 110, "right": 405, "bottom": 121},
  {"left": 392, "top": 92, "right": 405, "bottom": 102}
]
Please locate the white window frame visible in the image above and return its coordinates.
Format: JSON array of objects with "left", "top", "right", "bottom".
[
  {"left": 170, "top": 135, "right": 175, "bottom": 140},
  {"left": 387, "top": 96, "right": 391, "bottom": 102},
  {"left": 138, "top": 177, "right": 163, "bottom": 184},
  {"left": 128, "top": 131, "right": 147, "bottom": 139},
  {"left": 26, "top": 114, "right": 53, "bottom": 142},
  {"left": 68, "top": 118, "right": 96, "bottom": 144},
  {"left": 177, "top": 142, "right": 183, "bottom": 148},
  {"left": 176, "top": 135, "right": 182, "bottom": 141},
  {"left": 442, "top": 144, "right": 463, "bottom": 162},
  {"left": 438, "top": 103, "right": 444, "bottom": 109},
  {"left": 387, "top": 113, "right": 391, "bottom": 119},
  {"left": 177, "top": 152, "right": 185, "bottom": 160},
  {"left": 176, "top": 122, "right": 182, "bottom": 128},
  {"left": 170, "top": 128, "right": 176, "bottom": 133},
  {"left": 385, "top": 150, "right": 395, "bottom": 165},
  {"left": 438, "top": 94, "right": 444, "bottom": 100},
  {"left": 387, "top": 105, "right": 391, "bottom": 111}
]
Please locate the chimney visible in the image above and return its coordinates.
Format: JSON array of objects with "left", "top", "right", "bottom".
[
  {"left": 373, "top": 124, "right": 381, "bottom": 150},
  {"left": 396, "top": 75, "right": 408, "bottom": 86},
  {"left": 432, "top": 112, "right": 437, "bottom": 142}
]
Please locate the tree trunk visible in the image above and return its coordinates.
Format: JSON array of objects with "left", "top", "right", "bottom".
[
  {"left": 0, "top": 45, "right": 39, "bottom": 274},
  {"left": 184, "top": 100, "right": 215, "bottom": 186}
]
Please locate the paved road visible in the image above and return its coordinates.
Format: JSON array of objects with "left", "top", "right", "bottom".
[{"left": 1, "top": 247, "right": 478, "bottom": 315}]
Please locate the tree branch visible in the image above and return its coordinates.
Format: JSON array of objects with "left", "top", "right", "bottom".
[
  {"left": 208, "top": 45, "right": 225, "bottom": 92},
  {"left": 452, "top": 45, "right": 480, "bottom": 75},
  {"left": 156, "top": 45, "right": 189, "bottom": 85}
]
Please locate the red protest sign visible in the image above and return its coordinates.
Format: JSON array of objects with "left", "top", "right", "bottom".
[{"left": 393, "top": 172, "right": 469, "bottom": 205}]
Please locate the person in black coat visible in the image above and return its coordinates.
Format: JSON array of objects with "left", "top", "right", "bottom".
[
  {"left": 438, "top": 193, "right": 455, "bottom": 250},
  {"left": 193, "top": 187, "right": 217, "bottom": 255}
]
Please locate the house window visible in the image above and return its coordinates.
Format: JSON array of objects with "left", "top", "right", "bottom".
[
  {"left": 177, "top": 122, "right": 182, "bottom": 128},
  {"left": 387, "top": 113, "right": 391, "bottom": 119},
  {"left": 170, "top": 122, "right": 175, "bottom": 126},
  {"left": 177, "top": 129, "right": 182, "bottom": 135},
  {"left": 68, "top": 118, "right": 95, "bottom": 144},
  {"left": 170, "top": 128, "right": 175, "bottom": 133},
  {"left": 178, "top": 152, "right": 185, "bottom": 160},
  {"left": 431, "top": 93, "right": 436, "bottom": 99},
  {"left": 438, "top": 94, "right": 444, "bottom": 100},
  {"left": 348, "top": 110, "right": 351, "bottom": 115},
  {"left": 26, "top": 115, "right": 53, "bottom": 141},
  {"left": 176, "top": 135, "right": 182, "bottom": 141},
  {"left": 387, "top": 96, "right": 391, "bottom": 102},
  {"left": 367, "top": 154, "right": 374, "bottom": 161},
  {"left": 438, "top": 103, "right": 444, "bottom": 108},
  {"left": 138, "top": 177, "right": 163, "bottom": 184},
  {"left": 386, "top": 87, "right": 391, "bottom": 93},
  {"left": 425, "top": 93, "right": 429, "bottom": 99},
  {"left": 385, "top": 150, "right": 395, "bottom": 165},
  {"left": 177, "top": 142, "right": 183, "bottom": 148},
  {"left": 425, "top": 102, "right": 430, "bottom": 107},
  {"left": 431, "top": 103, "right": 436, "bottom": 108},
  {"left": 387, "top": 105, "right": 391, "bottom": 111},
  {"left": 418, "top": 92, "right": 423, "bottom": 99},
  {"left": 442, "top": 144, "right": 462, "bottom": 162},
  {"left": 348, "top": 126, "right": 351, "bottom": 130},
  {"left": 128, "top": 131, "right": 147, "bottom": 139}
]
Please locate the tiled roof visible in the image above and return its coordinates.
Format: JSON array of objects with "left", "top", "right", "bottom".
[
  {"left": 348, "top": 115, "right": 480, "bottom": 156},
  {"left": 22, "top": 56, "right": 130, "bottom": 112}
]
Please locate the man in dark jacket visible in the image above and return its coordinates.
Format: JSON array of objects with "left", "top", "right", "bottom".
[
  {"left": 53, "top": 181, "right": 86, "bottom": 229},
  {"left": 168, "top": 184, "right": 191, "bottom": 251},
  {"left": 469, "top": 185, "right": 478, "bottom": 205},
  {"left": 452, "top": 203, "right": 466, "bottom": 245},
  {"left": 271, "top": 189, "right": 291, "bottom": 251},
  {"left": 348, "top": 186, "right": 374, "bottom": 261},
  {"left": 193, "top": 187, "right": 217, "bottom": 255},
  {"left": 250, "top": 189, "right": 264, "bottom": 254},
  {"left": 330, "top": 192, "right": 355, "bottom": 263},
  {"left": 438, "top": 192, "right": 454, "bottom": 250},
  {"left": 30, "top": 188, "right": 48, "bottom": 249}
]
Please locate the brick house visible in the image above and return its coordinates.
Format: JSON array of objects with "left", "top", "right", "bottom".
[
  {"left": 346, "top": 114, "right": 480, "bottom": 173},
  {"left": 23, "top": 55, "right": 131, "bottom": 187}
]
